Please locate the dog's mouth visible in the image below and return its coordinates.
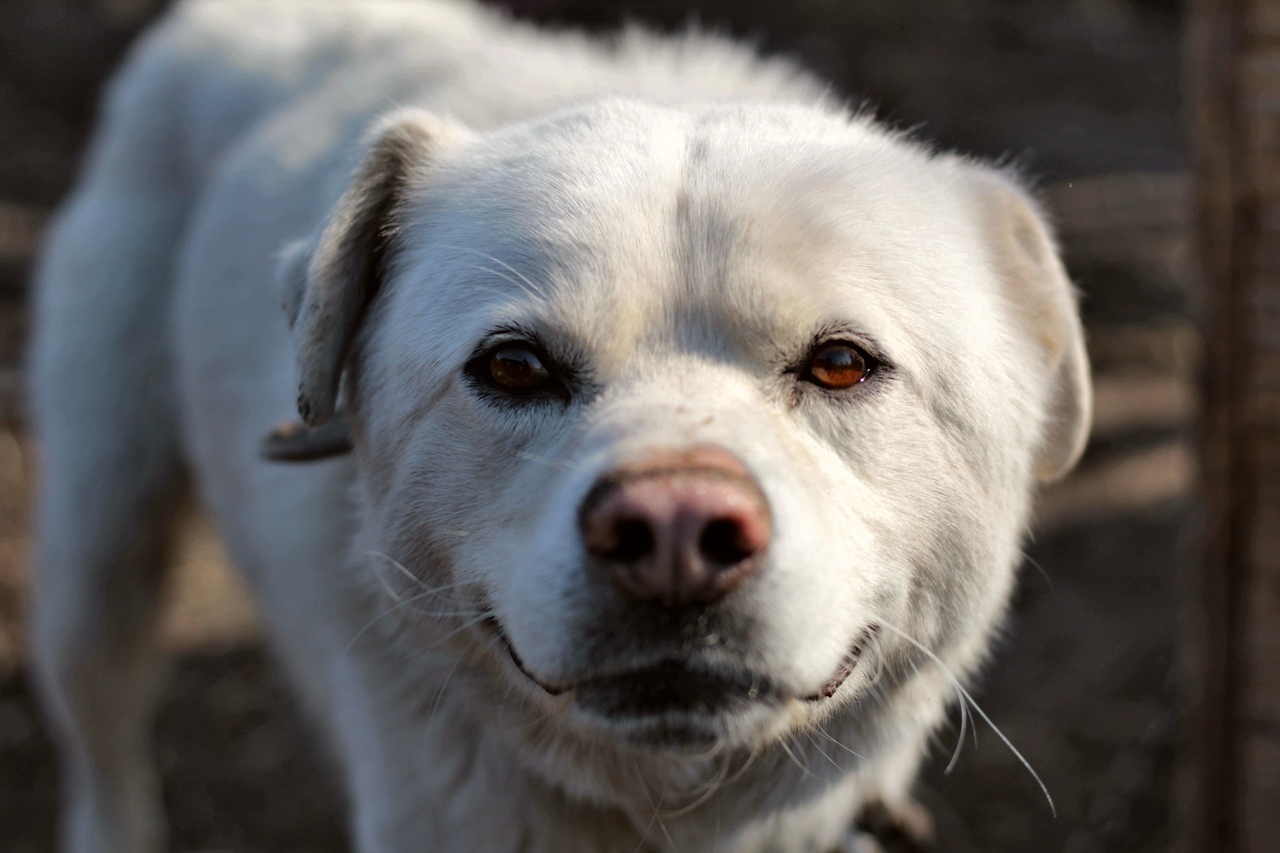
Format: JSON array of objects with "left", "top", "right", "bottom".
[
  {"left": 803, "top": 624, "right": 880, "bottom": 701},
  {"left": 485, "top": 618, "right": 569, "bottom": 696},
  {"left": 573, "top": 658, "right": 785, "bottom": 720},
  {"left": 485, "top": 617, "right": 778, "bottom": 707},
  {"left": 485, "top": 618, "right": 879, "bottom": 709}
]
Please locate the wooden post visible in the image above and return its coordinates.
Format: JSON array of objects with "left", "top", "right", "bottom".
[{"left": 1190, "top": 0, "right": 1280, "bottom": 849}]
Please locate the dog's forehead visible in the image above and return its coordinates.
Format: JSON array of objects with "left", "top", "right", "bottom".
[{"left": 394, "top": 101, "right": 994, "bottom": 369}]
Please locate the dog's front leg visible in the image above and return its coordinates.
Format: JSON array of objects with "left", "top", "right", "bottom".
[{"left": 329, "top": 651, "right": 534, "bottom": 853}]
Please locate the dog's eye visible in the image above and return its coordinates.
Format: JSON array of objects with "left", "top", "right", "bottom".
[
  {"left": 487, "top": 345, "right": 552, "bottom": 393},
  {"left": 804, "top": 342, "right": 872, "bottom": 389}
]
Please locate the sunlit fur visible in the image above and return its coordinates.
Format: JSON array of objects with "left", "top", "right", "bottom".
[{"left": 27, "top": 2, "right": 1090, "bottom": 851}]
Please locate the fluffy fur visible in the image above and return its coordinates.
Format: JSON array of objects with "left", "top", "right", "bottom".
[{"left": 26, "top": 1, "right": 1090, "bottom": 851}]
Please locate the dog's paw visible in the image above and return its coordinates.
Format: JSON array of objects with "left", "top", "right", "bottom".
[
  {"left": 832, "top": 831, "right": 890, "bottom": 853},
  {"left": 847, "top": 796, "right": 933, "bottom": 853}
]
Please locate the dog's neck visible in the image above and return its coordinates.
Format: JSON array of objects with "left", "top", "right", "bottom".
[
  {"left": 377, "top": 650, "right": 941, "bottom": 852},
  {"left": 440, "top": 692, "right": 871, "bottom": 851}
]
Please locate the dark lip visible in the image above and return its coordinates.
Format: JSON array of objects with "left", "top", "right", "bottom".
[
  {"left": 483, "top": 617, "right": 879, "bottom": 706},
  {"left": 484, "top": 618, "right": 781, "bottom": 708},
  {"left": 803, "top": 624, "right": 880, "bottom": 701},
  {"left": 483, "top": 617, "right": 568, "bottom": 695}
]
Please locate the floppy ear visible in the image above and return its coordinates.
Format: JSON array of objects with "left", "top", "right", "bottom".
[
  {"left": 290, "top": 110, "right": 470, "bottom": 426},
  {"left": 971, "top": 170, "right": 1092, "bottom": 482}
]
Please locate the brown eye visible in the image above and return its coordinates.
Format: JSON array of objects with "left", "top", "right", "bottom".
[
  {"left": 805, "top": 342, "right": 871, "bottom": 389},
  {"left": 488, "top": 345, "right": 551, "bottom": 392}
]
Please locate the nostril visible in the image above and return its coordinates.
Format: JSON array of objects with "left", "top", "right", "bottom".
[
  {"left": 606, "top": 517, "right": 655, "bottom": 563},
  {"left": 581, "top": 448, "right": 772, "bottom": 604},
  {"left": 698, "top": 518, "right": 756, "bottom": 566}
]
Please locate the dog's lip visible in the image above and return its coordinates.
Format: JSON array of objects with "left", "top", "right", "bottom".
[
  {"left": 484, "top": 616, "right": 879, "bottom": 704},
  {"left": 482, "top": 617, "right": 569, "bottom": 695},
  {"left": 803, "top": 624, "right": 879, "bottom": 701},
  {"left": 482, "top": 617, "right": 781, "bottom": 701}
]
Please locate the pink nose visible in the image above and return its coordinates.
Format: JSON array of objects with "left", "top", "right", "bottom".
[{"left": 580, "top": 446, "right": 771, "bottom": 606}]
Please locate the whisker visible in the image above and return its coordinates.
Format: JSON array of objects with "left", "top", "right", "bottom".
[
  {"left": 724, "top": 742, "right": 761, "bottom": 788},
  {"left": 877, "top": 619, "right": 1055, "bottom": 816},
  {"left": 662, "top": 746, "right": 742, "bottom": 819},
  {"left": 631, "top": 768, "right": 664, "bottom": 853},
  {"left": 514, "top": 449, "right": 576, "bottom": 470},
  {"left": 435, "top": 242, "right": 550, "bottom": 301},
  {"left": 476, "top": 252, "right": 549, "bottom": 300},
  {"left": 408, "top": 610, "right": 491, "bottom": 618},
  {"left": 461, "top": 264, "right": 545, "bottom": 300},
  {"left": 513, "top": 449, "right": 593, "bottom": 472},
  {"left": 424, "top": 657, "right": 462, "bottom": 740},
  {"left": 864, "top": 634, "right": 889, "bottom": 695},
  {"left": 654, "top": 786, "right": 675, "bottom": 850},
  {"left": 441, "top": 246, "right": 549, "bottom": 298},
  {"left": 663, "top": 764, "right": 728, "bottom": 819},
  {"left": 906, "top": 650, "right": 969, "bottom": 773},
  {"left": 371, "top": 566, "right": 401, "bottom": 601},
  {"left": 452, "top": 281, "right": 521, "bottom": 303},
  {"left": 805, "top": 731, "right": 841, "bottom": 772},
  {"left": 345, "top": 581, "right": 472, "bottom": 651},
  {"left": 364, "top": 550, "right": 430, "bottom": 590},
  {"left": 421, "top": 613, "right": 494, "bottom": 652},
  {"left": 897, "top": 631, "right": 969, "bottom": 774},
  {"left": 814, "top": 724, "right": 866, "bottom": 762},
  {"left": 777, "top": 735, "right": 814, "bottom": 779},
  {"left": 945, "top": 662, "right": 971, "bottom": 773},
  {"left": 1022, "top": 550, "right": 1054, "bottom": 589}
]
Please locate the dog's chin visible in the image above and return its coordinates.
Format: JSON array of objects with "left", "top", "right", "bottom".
[{"left": 570, "top": 659, "right": 789, "bottom": 751}]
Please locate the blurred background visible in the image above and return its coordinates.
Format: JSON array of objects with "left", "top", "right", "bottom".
[{"left": 0, "top": 0, "right": 1196, "bottom": 851}]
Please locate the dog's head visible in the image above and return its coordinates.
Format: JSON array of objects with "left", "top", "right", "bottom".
[{"left": 283, "top": 100, "right": 1088, "bottom": 757}]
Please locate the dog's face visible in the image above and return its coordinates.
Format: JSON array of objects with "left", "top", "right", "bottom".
[{"left": 287, "top": 101, "right": 1089, "bottom": 755}]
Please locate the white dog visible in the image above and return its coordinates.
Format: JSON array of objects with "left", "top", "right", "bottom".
[{"left": 26, "top": 1, "right": 1090, "bottom": 851}]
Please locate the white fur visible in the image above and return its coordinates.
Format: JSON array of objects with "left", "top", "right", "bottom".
[{"left": 26, "top": 2, "right": 1089, "bottom": 851}]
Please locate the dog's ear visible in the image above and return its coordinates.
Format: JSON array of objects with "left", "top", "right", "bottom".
[
  {"left": 290, "top": 110, "right": 470, "bottom": 426},
  {"left": 969, "top": 169, "right": 1091, "bottom": 482}
]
